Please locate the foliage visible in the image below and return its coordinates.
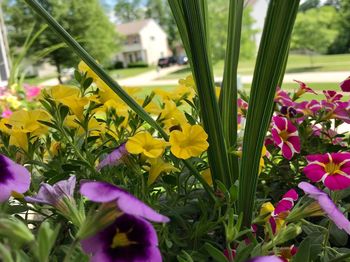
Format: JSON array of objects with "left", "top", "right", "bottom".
[
  {"left": 2, "top": 0, "right": 120, "bottom": 81},
  {"left": 291, "top": 6, "right": 338, "bottom": 54},
  {"left": 208, "top": 1, "right": 256, "bottom": 61},
  {"left": 328, "top": 0, "right": 350, "bottom": 54}
]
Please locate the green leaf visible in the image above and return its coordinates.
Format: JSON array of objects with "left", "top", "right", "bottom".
[
  {"left": 292, "top": 237, "right": 311, "bottom": 262},
  {"left": 203, "top": 243, "right": 229, "bottom": 262},
  {"left": 35, "top": 222, "right": 60, "bottom": 262},
  {"left": 238, "top": 0, "right": 300, "bottom": 226},
  {"left": 168, "top": 0, "right": 232, "bottom": 187},
  {"left": 219, "top": 0, "right": 244, "bottom": 181}
]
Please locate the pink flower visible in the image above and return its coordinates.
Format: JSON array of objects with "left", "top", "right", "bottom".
[
  {"left": 24, "top": 84, "right": 41, "bottom": 101},
  {"left": 271, "top": 116, "right": 300, "bottom": 160},
  {"left": 303, "top": 153, "right": 350, "bottom": 191},
  {"left": 275, "top": 88, "right": 294, "bottom": 107},
  {"left": 321, "top": 100, "right": 350, "bottom": 123},
  {"left": 1, "top": 108, "right": 12, "bottom": 118},
  {"left": 294, "top": 80, "right": 317, "bottom": 98},
  {"left": 323, "top": 90, "right": 342, "bottom": 103},
  {"left": 273, "top": 189, "right": 298, "bottom": 216},
  {"left": 298, "top": 182, "right": 350, "bottom": 234},
  {"left": 238, "top": 98, "right": 248, "bottom": 125},
  {"left": 295, "top": 100, "right": 321, "bottom": 117},
  {"left": 340, "top": 76, "right": 350, "bottom": 92}
]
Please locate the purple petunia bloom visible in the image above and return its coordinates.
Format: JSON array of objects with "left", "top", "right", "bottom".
[
  {"left": 82, "top": 214, "right": 162, "bottom": 262},
  {"left": 97, "top": 143, "right": 128, "bottom": 171},
  {"left": 0, "top": 154, "right": 31, "bottom": 202},
  {"left": 247, "top": 255, "right": 284, "bottom": 262},
  {"left": 80, "top": 181, "right": 169, "bottom": 223},
  {"left": 298, "top": 182, "right": 350, "bottom": 235},
  {"left": 25, "top": 176, "right": 76, "bottom": 207}
]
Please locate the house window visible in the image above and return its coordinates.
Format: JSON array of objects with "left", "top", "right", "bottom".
[
  {"left": 133, "top": 35, "right": 140, "bottom": 44},
  {"left": 150, "top": 36, "right": 155, "bottom": 41}
]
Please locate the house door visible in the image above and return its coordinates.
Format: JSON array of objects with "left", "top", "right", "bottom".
[{"left": 129, "top": 54, "right": 134, "bottom": 63}]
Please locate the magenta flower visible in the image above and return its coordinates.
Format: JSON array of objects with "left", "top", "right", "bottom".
[
  {"left": 1, "top": 108, "right": 12, "bottom": 118},
  {"left": 97, "top": 143, "right": 128, "bottom": 171},
  {"left": 294, "top": 80, "right": 317, "bottom": 97},
  {"left": 303, "top": 153, "right": 350, "bottom": 191},
  {"left": 81, "top": 214, "right": 162, "bottom": 262},
  {"left": 247, "top": 256, "right": 284, "bottom": 262},
  {"left": 271, "top": 116, "right": 300, "bottom": 160},
  {"left": 273, "top": 189, "right": 298, "bottom": 215},
  {"left": 238, "top": 98, "right": 248, "bottom": 125},
  {"left": 295, "top": 100, "right": 321, "bottom": 117},
  {"left": 298, "top": 182, "right": 350, "bottom": 235},
  {"left": 0, "top": 154, "right": 31, "bottom": 202},
  {"left": 24, "top": 84, "right": 41, "bottom": 101},
  {"left": 320, "top": 100, "right": 350, "bottom": 123},
  {"left": 80, "top": 181, "right": 169, "bottom": 223},
  {"left": 275, "top": 88, "right": 294, "bottom": 107},
  {"left": 280, "top": 106, "right": 297, "bottom": 119},
  {"left": 25, "top": 176, "right": 76, "bottom": 207},
  {"left": 323, "top": 90, "right": 342, "bottom": 103},
  {"left": 340, "top": 76, "right": 350, "bottom": 92}
]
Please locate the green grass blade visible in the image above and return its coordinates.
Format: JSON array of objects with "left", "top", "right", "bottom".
[
  {"left": 238, "top": 0, "right": 300, "bottom": 225},
  {"left": 24, "top": 0, "right": 168, "bottom": 139},
  {"left": 168, "top": 0, "right": 232, "bottom": 187},
  {"left": 219, "top": 0, "right": 244, "bottom": 181}
]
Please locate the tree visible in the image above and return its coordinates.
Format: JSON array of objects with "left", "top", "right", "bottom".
[
  {"left": 3, "top": 0, "right": 121, "bottom": 82},
  {"left": 291, "top": 6, "right": 338, "bottom": 63},
  {"left": 299, "top": 0, "right": 321, "bottom": 12},
  {"left": 328, "top": 0, "right": 350, "bottom": 54},
  {"left": 208, "top": 1, "right": 257, "bottom": 62},
  {"left": 114, "top": 0, "right": 144, "bottom": 23}
]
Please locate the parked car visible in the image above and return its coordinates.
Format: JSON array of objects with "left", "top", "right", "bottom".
[
  {"left": 157, "top": 56, "right": 178, "bottom": 68},
  {"left": 177, "top": 55, "right": 188, "bottom": 65}
]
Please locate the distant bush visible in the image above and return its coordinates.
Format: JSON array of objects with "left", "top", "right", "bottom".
[
  {"left": 114, "top": 61, "right": 124, "bottom": 69},
  {"left": 127, "top": 62, "right": 148, "bottom": 68}
]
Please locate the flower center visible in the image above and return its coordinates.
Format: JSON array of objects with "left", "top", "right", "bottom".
[
  {"left": 111, "top": 231, "right": 133, "bottom": 248},
  {"left": 325, "top": 162, "right": 341, "bottom": 175},
  {"left": 279, "top": 130, "right": 289, "bottom": 141}
]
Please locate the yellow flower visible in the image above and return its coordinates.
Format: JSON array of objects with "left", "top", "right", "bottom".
[
  {"left": 0, "top": 118, "right": 11, "bottom": 134},
  {"left": 78, "top": 61, "right": 99, "bottom": 82},
  {"left": 65, "top": 115, "right": 105, "bottom": 136},
  {"left": 159, "top": 100, "right": 187, "bottom": 131},
  {"left": 201, "top": 168, "right": 213, "bottom": 186},
  {"left": 126, "top": 132, "right": 167, "bottom": 158},
  {"left": 5, "top": 95, "right": 21, "bottom": 109},
  {"left": 178, "top": 75, "right": 196, "bottom": 91},
  {"left": 154, "top": 85, "right": 195, "bottom": 102},
  {"left": 169, "top": 124, "right": 209, "bottom": 159},
  {"left": 9, "top": 109, "right": 50, "bottom": 136},
  {"left": 44, "top": 85, "right": 89, "bottom": 119},
  {"left": 260, "top": 202, "right": 274, "bottom": 220},
  {"left": 9, "top": 131, "right": 28, "bottom": 151},
  {"left": 145, "top": 158, "right": 179, "bottom": 185}
]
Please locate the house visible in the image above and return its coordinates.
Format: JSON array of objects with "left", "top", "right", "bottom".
[
  {"left": 115, "top": 19, "right": 170, "bottom": 67},
  {"left": 0, "top": 7, "right": 10, "bottom": 85}
]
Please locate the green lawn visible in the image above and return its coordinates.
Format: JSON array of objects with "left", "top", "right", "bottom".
[
  {"left": 108, "top": 66, "right": 156, "bottom": 79},
  {"left": 159, "top": 53, "right": 350, "bottom": 80}
]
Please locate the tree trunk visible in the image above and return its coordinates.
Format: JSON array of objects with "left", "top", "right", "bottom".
[{"left": 55, "top": 60, "right": 63, "bottom": 84}]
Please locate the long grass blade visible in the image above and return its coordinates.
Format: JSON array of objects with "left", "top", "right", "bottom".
[
  {"left": 238, "top": 0, "right": 300, "bottom": 225},
  {"left": 220, "top": 0, "right": 244, "bottom": 181},
  {"left": 169, "top": 0, "right": 232, "bottom": 187}
]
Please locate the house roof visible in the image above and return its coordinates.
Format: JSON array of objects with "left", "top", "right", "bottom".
[{"left": 116, "top": 19, "right": 153, "bottom": 35}]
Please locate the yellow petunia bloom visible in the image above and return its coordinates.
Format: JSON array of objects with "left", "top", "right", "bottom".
[
  {"left": 260, "top": 202, "right": 274, "bottom": 219},
  {"left": 159, "top": 100, "right": 187, "bottom": 131},
  {"left": 9, "top": 109, "right": 50, "bottom": 136},
  {"left": 9, "top": 131, "right": 28, "bottom": 151},
  {"left": 201, "top": 168, "right": 213, "bottom": 186},
  {"left": 126, "top": 132, "right": 167, "bottom": 158},
  {"left": 145, "top": 158, "right": 179, "bottom": 185},
  {"left": 169, "top": 124, "right": 209, "bottom": 159},
  {"left": 178, "top": 75, "right": 196, "bottom": 91},
  {"left": 78, "top": 61, "right": 99, "bottom": 82}
]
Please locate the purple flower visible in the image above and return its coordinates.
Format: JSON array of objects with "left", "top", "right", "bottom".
[
  {"left": 298, "top": 182, "right": 350, "bottom": 235},
  {"left": 0, "top": 154, "right": 31, "bottom": 202},
  {"left": 25, "top": 176, "right": 76, "bottom": 207},
  {"left": 80, "top": 181, "right": 169, "bottom": 223},
  {"left": 82, "top": 214, "right": 161, "bottom": 262},
  {"left": 247, "top": 255, "right": 283, "bottom": 262},
  {"left": 97, "top": 143, "right": 128, "bottom": 171}
]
